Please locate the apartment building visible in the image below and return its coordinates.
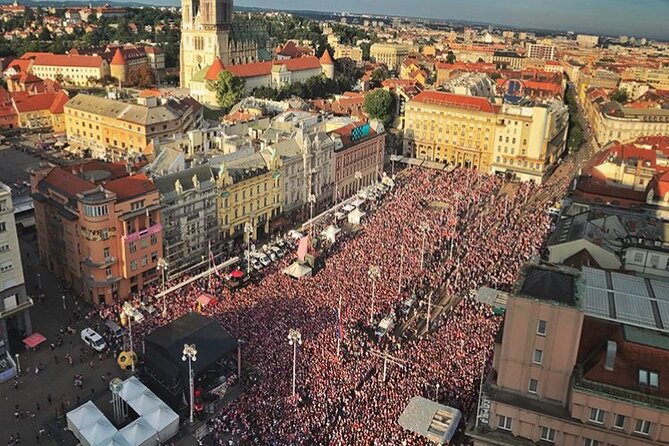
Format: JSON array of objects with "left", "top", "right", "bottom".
[
  {"left": 0, "top": 182, "right": 31, "bottom": 370},
  {"left": 30, "top": 161, "right": 163, "bottom": 303},
  {"left": 491, "top": 101, "right": 569, "bottom": 183},
  {"left": 577, "top": 34, "right": 600, "bottom": 47},
  {"left": 588, "top": 100, "right": 669, "bottom": 146},
  {"left": 330, "top": 121, "right": 385, "bottom": 198},
  {"left": 370, "top": 43, "right": 412, "bottom": 71},
  {"left": 64, "top": 94, "right": 203, "bottom": 161},
  {"left": 334, "top": 44, "right": 364, "bottom": 62},
  {"left": 468, "top": 263, "right": 669, "bottom": 446},
  {"left": 526, "top": 43, "right": 557, "bottom": 61},
  {"left": 23, "top": 52, "right": 110, "bottom": 86},
  {"left": 153, "top": 165, "right": 218, "bottom": 279},
  {"left": 403, "top": 90, "right": 497, "bottom": 171}
]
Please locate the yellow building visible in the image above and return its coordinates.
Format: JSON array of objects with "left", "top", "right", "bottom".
[
  {"left": 370, "top": 43, "right": 411, "bottom": 71},
  {"left": 64, "top": 94, "right": 202, "bottom": 161},
  {"left": 333, "top": 44, "right": 363, "bottom": 62},
  {"left": 624, "top": 67, "right": 669, "bottom": 90},
  {"left": 403, "top": 90, "right": 497, "bottom": 171},
  {"left": 24, "top": 53, "right": 110, "bottom": 87},
  {"left": 215, "top": 149, "right": 282, "bottom": 242},
  {"left": 13, "top": 90, "right": 69, "bottom": 131}
]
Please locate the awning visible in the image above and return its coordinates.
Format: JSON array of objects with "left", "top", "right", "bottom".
[
  {"left": 229, "top": 269, "right": 244, "bottom": 279},
  {"left": 197, "top": 294, "right": 217, "bottom": 307},
  {"left": 23, "top": 332, "right": 46, "bottom": 348}
]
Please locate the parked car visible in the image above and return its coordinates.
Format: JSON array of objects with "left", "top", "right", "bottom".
[
  {"left": 258, "top": 254, "right": 271, "bottom": 267},
  {"left": 375, "top": 315, "right": 395, "bottom": 338},
  {"left": 81, "top": 328, "right": 107, "bottom": 352},
  {"left": 104, "top": 320, "right": 124, "bottom": 338},
  {"left": 401, "top": 296, "right": 416, "bottom": 316}
]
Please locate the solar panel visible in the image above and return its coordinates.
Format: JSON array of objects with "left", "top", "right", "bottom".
[
  {"left": 657, "top": 301, "right": 669, "bottom": 327},
  {"left": 614, "top": 292, "right": 656, "bottom": 327},
  {"left": 582, "top": 287, "right": 609, "bottom": 318},
  {"left": 651, "top": 281, "right": 669, "bottom": 302},
  {"left": 583, "top": 267, "right": 607, "bottom": 289},
  {"left": 611, "top": 273, "right": 648, "bottom": 296}
]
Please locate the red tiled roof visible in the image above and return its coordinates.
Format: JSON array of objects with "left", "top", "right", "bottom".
[
  {"left": 411, "top": 90, "right": 496, "bottom": 113},
  {"left": 226, "top": 61, "right": 273, "bottom": 78},
  {"left": 13, "top": 92, "right": 60, "bottom": 113},
  {"left": 6, "top": 59, "right": 31, "bottom": 74},
  {"left": 276, "top": 56, "right": 321, "bottom": 72},
  {"left": 104, "top": 173, "right": 155, "bottom": 201},
  {"left": 42, "top": 167, "right": 94, "bottom": 198},
  {"left": 29, "top": 53, "right": 104, "bottom": 68},
  {"left": 523, "top": 80, "right": 563, "bottom": 95},
  {"left": 319, "top": 50, "right": 334, "bottom": 65},
  {"left": 110, "top": 48, "right": 125, "bottom": 66},
  {"left": 49, "top": 91, "right": 70, "bottom": 114},
  {"left": 205, "top": 57, "right": 225, "bottom": 81}
]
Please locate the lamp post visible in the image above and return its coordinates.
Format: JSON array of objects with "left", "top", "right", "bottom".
[
  {"left": 354, "top": 171, "right": 363, "bottom": 193},
  {"left": 14, "top": 353, "right": 20, "bottom": 374},
  {"left": 287, "top": 328, "right": 302, "bottom": 397},
  {"left": 368, "top": 265, "right": 381, "bottom": 324},
  {"left": 122, "top": 302, "right": 135, "bottom": 372},
  {"left": 36, "top": 273, "right": 41, "bottom": 290},
  {"left": 157, "top": 258, "right": 169, "bottom": 315},
  {"left": 419, "top": 221, "right": 430, "bottom": 270},
  {"left": 308, "top": 194, "right": 317, "bottom": 235},
  {"left": 244, "top": 221, "right": 253, "bottom": 275},
  {"left": 182, "top": 343, "right": 197, "bottom": 423}
]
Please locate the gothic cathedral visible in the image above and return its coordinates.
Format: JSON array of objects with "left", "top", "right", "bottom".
[{"left": 180, "top": 0, "right": 270, "bottom": 89}]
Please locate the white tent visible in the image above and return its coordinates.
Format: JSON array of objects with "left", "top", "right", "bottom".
[
  {"left": 351, "top": 198, "right": 365, "bottom": 207},
  {"left": 144, "top": 404, "right": 179, "bottom": 441},
  {"left": 283, "top": 262, "right": 313, "bottom": 279},
  {"left": 79, "top": 417, "right": 117, "bottom": 446},
  {"left": 118, "top": 376, "right": 146, "bottom": 403},
  {"left": 99, "top": 433, "right": 133, "bottom": 446},
  {"left": 321, "top": 225, "right": 341, "bottom": 244},
  {"left": 119, "top": 418, "right": 156, "bottom": 446},
  {"left": 342, "top": 204, "right": 355, "bottom": 212},
  {"left": 348, "top": 208, "right": 366, "bottom": 225},
  {"left": 66, "top": 401, "right": 105, "bottom": 440},
  {"left": 127, "top": 390, "right": 162, "bottom": 416}
]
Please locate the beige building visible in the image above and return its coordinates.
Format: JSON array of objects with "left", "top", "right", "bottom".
[
  {"left": 24, "top": 52, "right": 110, "bottom": 86},
  {"left": 491, "top": 101, "right": 569, "bottom": 183},
  {"left": 64, "top": 95, "right": 203, "bottom": 161},
  {"left": 577, "top": 34, "right": 600, "bottom": 47},
  {"left": 370, "top": 43, "right": 411, "bottom": 71},
  {"left": 469, "top": 263, "right": 669, "bottom": 446},
  {"left": 403, "top": 90, "right": 497, "bottom": 171},
  {"left": 624, "top": 67, "right": 669, "bottom": 91},
  {"left": 526, "top": 43, "right": 557, "bottom": 60},
  {"left": 334, "top": 44, "right": 364, "bottom": 62},
  {"left": 589, "top": 102, "right": 669, "bottom": 147}
]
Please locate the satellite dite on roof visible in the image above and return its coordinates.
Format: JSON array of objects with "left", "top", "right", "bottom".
[{"left": 398, "top": 396, "right": 462, "bottom": 444}]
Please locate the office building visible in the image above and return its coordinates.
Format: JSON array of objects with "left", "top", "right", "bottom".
[{"left": 527, "top": 43, "right": 557, "bottom": 61}]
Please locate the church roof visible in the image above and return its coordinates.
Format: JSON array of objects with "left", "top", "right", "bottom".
[
  {"left": 205, "top": 57, "right": 225, "bottom": 81},
  {"left": 320, "top": 50, "right": 334, "bottom": 65},
  {"left": 110, "top": 48, "right": 125, "bottom": 66}
]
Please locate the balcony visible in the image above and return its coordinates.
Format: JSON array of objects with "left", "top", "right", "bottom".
[
  {"left": 81, "top": 256, "right": 118, "bottom": 269},
  {"left": 122, "top": 223, "right": 162, "bottom": 244},
  {"left": 573, "top": 365, "right": 669, "bottom": 411},
  {"left": 0, "top": 297, "right": 33, "bottom": 319},
  {"left": 83, "top": 275, "right": 121, "bottom": 288}
]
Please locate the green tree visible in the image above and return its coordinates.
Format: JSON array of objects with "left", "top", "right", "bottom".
[
  {"left": 609, "top": 89, "right": 629, "bottom": 103},
  {"left": 370, "top": 68, "right": 389, "bottom": 88},
  {"left": 363, "top": 89, "right": 396, "bottom": 128},
  {"left": 446, "top": 51, "right": 456, "bottom": 64},
  {"left": 209, "top": 71, "right": 246, "bottom": 112}
]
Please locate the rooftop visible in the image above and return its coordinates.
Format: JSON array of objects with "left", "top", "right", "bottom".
[
  {"left": 410, "top": 90, "right": 496, "bottom": 113},
  {"left": 517, "top": 265, "right": 577, "bottom": 306}
]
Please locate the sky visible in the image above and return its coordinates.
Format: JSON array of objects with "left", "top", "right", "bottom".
[{"left": 226, "top": 0, "right": 668, "bottom": 41}]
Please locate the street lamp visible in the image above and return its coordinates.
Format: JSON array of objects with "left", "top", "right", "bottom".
[
  {"left": 354, "top": 171, "right": 363, "bottom": 193},
  {"left": 308, "top": 193, "right": 317, "bottom": 222},
  {"left": 287, "top": 328, "right": 302, "bottom": 397},
  {"left": 419, "top": 222, "right": 430, "bottom": 270},
  {"left": 182, "top": 343, "right": 197, "bottom": 423},
  {"left": 37, "top": 273, "right": 41, "bottom": 290},
  {"left": 122, "top": 302, "right": 135, "bottom": 372},
  {"left": 368, "top": 265, "right": 381, "bottom": 324},
  {"left": 244, "top": 221, "right": 253, "bottom": 275},
  {"left": 157, "top": 258, "right": 169, "bottom": 315}
]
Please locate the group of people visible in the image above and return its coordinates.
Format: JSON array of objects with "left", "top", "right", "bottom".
[{"left": 89, "top": 166, "right": 564, "bottom": 445}]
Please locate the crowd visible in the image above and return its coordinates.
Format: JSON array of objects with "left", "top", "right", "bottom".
[{"left": 89, "top": 167, "right": 563, "bottom": 445}]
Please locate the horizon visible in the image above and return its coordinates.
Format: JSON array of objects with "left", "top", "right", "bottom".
[{"left": 126, "top": 0, "right": 669, "bottom": 41}]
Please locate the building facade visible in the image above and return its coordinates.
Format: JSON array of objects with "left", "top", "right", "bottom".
[
  {"left": 526, "top": 43, "right": 557, "bottom": 61},
  {"left": 577, "top": 34, "right": 600, "bottom": 47},
  {"left": 469, "top": 264, "right": 669, "bottom": 446},
  {"left": 403, "top": 90, "right": 497, "bottom": 171},
  {"left": 0, "top": 182, "right": 31, "bottom": 367},
  {"left": 153, "top": 165, "right": 218, "bottom": 279},
  {"left": 31, "top": 162, "right": 163, "bottom": 304},
  {"left": 370, "top": 43, "right": 411, "bottom": 71},
  {"left": 25, "top": 53, "right": 110, "bottom": 86},
  {"left": 64, "top": 94, "right": 202, "bottom": 161}
]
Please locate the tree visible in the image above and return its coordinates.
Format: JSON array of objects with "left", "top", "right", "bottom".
[
  {"left": 209, "top": 71, "right": 246, "bottom": 112},
  {"left": 609, "top": 89, "right": 629, "bottom": 104},
  {"left": 128, "top": 65, "right": 156, "bottom": 88},
  {"left": 370, "top": 68, "right": 389, "bottom": 88},
  {"left": 364, "top": 89, "right": 396, "bottom": 128},
  {"left": 446, "top": 51, "right": 456, "bottom": 64}
]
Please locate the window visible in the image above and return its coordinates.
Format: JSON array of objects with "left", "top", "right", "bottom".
[
  {"left": 141, "top": 255, "right": 148, "bottom": 266},
  {"left": 589, "top": 408, "right": 606, "bottom": 424},
  {"left": 498, "top": 415, "right": 512, "bottom": 431},
  {"left": 130, "top": 200, "right": 145, "bottom": 211},
  {"left": 130, "top": 260, "right": 137, "bottom": 271},
  {"left": 105, "top": 267, "right": 112, "bottom": 278},
  {"left": 0, "top": 243, "right": 9, "bottom": 252},
  {"left": 151, "top": 251, "right": 158, "bottom": 263},
  {"left": 103, "top": 247, "right": 110, "bottom": 259},
  {"left": 83, "top": 204, "right": 108, "bottom": 217},
  {"left": 584, "top": 439, "right": 600, "bottom": 446},
  {"left": 0, "top": 261, "right": 13, "bottom": 272},
  {"left": 638, "top": 369, "right": 659, "bottom": 388},
  {"left": 540, "top": 426, "right": 556, "bottom": 443},
  {"left": 614, "top": 414, "right": 626, "bottom": 429},
  {"left": 140, "top": 237, "right": 148, "bottom": 249},
  {"left": 0, "top": 221, "right": 6, "bottom": 232},
  {"left": 537, "top": 320, "right": 547, "bottom": 336},
  {"left": 151, "top": 234, "right": 158, "bottom": 245},
  {"left": 633, "top": 252, "right": 644, "bottom": 263},
  {"left": 634, "top": 419, "right": 651, "bottom": 436},
  {"left": 533, "top": 349, "right": 543, "bottom": 365},
  {"left": 129, "top": 242, "right": 137, "bottom": 254},
  {"left": 528, "top": 378, "right": 538, "bottom": 394}
]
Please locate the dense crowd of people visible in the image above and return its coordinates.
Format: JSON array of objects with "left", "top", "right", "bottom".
[{"left": 90, "top": 166, "right": 564, "bottom": 445}]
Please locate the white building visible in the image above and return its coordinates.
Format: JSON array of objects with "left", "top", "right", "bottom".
[
  {"left": 576, "top": 34, "right": 599, "bottom": 47},
  {"left": 440, "top": 72, "right": 496, "bottom": 101}
]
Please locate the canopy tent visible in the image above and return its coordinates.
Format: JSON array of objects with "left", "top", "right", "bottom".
[
  {"left": 79, "top": 417, "right": 117, "bottom": 446},
  {"left": 283, "top": 262, "right": 313, "bottom": 279},
  {"left": 321, "top": 225, "right": 341, "bottom": 244},
  {"left": 127, "top": 390, "right": 162, "bottom": 416},
  {"left": 23, "top": 332, "right": 46, "bottom": 348},
  {"left": 342, "top": 204, "right": 355, "bottom": 213},
  {"left": 117, "top": 376, "right": 146, "bottom": 403},
  {"left": 351, "top": 198, "right": 365, "bottom": 207},
  {"left": 334, "top": 211, "right": 346, "bottom": 220},
  {"left": 229, "top": 269, "right": 244, "bottom": 279},
  {"left": 119, "top": 418, "right": 155, "bottom": 446},
  {"left": 196, "top": 293, "right": 217, "bottom": 307},
  {"left": 297, "top": 236, "right": 310, "bottom": 262},
  {"left": 67, "top": 401, "right": 104, "bottom": 436},
  {"left": 144, "top": 313, "right": 238, "bottom": 388},
  {"left": 348, "top": 208, "right": 367, "bottom": 225},
  {"left": 99, "top": 434, "right": 133, "bottom": 446},
  {"left": 143, "top": 404, "right": 179, "bottom": 440},
  {"left": 398, "top": 396, "right": 462, "bottom": 445}
]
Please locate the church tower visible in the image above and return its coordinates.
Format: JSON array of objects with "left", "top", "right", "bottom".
[{"left": 180, "top": 0, "right": 234, "bottom": 88}]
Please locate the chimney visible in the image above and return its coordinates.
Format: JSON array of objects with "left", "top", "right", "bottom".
[{"left": 604, "top": 340, "right": 617, "bottom": 371}]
